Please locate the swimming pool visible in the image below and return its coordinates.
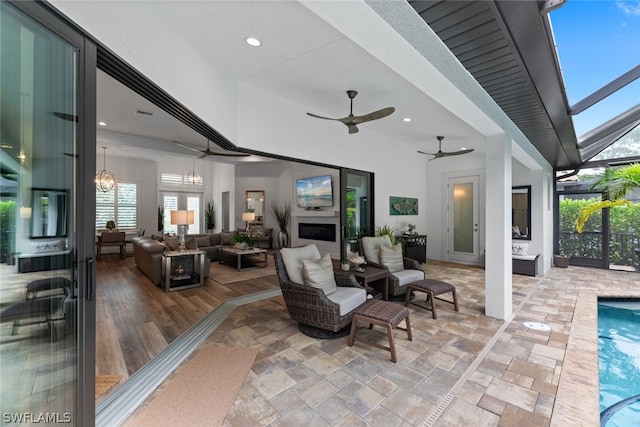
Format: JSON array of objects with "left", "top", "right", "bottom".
[{"left": 599, "top": 299, "right": 640, "bottom": 426}]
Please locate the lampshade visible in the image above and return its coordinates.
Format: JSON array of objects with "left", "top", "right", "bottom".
[
  {"left": 171, "top": 210, "right": 195, "bottom": 225},
  {"left": 95, "top": 146, "right": 117, "bottom": 192},
  {"left": 242, "top": 212, "right": 255, "bottom": 222}
]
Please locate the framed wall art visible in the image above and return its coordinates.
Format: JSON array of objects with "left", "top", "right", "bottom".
[{"left": 389, "top": 196, "right": 418, "bottom": 215}]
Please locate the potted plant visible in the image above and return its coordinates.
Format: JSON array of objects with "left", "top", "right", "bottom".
[
  {"left": 231, "top": 233, "right": 253, "bottom": 249},
  {"left": 375, "top": 224, "right": 396, "bottom": 244},
  {"left": 553, "top": 253, "right": 570, "bottom": 268},
  {"left": 270, "top": 201, "right": 291, "bottom": 248},
  {"left": 106, "top": 220, "right": 116, "bottom": 231},
  {"left": 157, "top": 206, "right": 164, "bottom": 232},
  {"left": 205, "top": 201, "right": 215, "bottom": 231}
]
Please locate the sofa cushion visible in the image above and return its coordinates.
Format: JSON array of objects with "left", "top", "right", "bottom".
[
  {"left": 302, "top": 253, "right": 337, "bottom": 295},
  {"left": 512, "top": 242, "right": 529, "bottom": 256},
  {"left": 379, "top": 244, "right": 404, "bottom": 273},
  {"left": 151, "top": 234, "right": 163, "bottom": 242},
  {"left": 280, "top": 244, "right": 321, "bottom": 284},
  {"left": 327, "top": 287, "right": 366, "bottom": 316},
  {"left": 361, "top": 235, "right": 392, "bottom": 264},
  {"left": 195, "top": 236, "right": 211, "bottom": 248},
  {"left": 392, "top": 269, "right": 424, "bottom": 286},
  {"left": 210, "top": 233, "right": 222, "bottom": 246}
]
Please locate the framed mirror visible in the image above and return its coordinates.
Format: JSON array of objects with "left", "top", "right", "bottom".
[
  {"left": 512, "top": 185, "right": 531, "bottom": 240},
  {"left": 245, "top": 190, "right": 265, "bottom": 225},
  {"left": 30, "top": 188, "right": 68, "bottom": 238}
]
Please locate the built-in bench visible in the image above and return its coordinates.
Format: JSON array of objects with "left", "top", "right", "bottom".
[
  {"left": 512, "top": 254, "right": 539, "bottom": 276},
  {"left": 17, "top": 250, "right": 72, "bottom": 273}
]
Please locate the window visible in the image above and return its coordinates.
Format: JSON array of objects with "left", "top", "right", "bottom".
[
  {"left": 96, "top": 183, "right": 137, "bottom": 229},
  {"left": 162, "top": 192, "right": 201, "bottom": 235}
]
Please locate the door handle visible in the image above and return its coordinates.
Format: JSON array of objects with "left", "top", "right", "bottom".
[{"left": 86, "top": 257, "right": 95, "bottom": 301}]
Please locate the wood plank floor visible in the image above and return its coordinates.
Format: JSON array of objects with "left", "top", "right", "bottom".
[{"left": 95, "top": 252, "right": 279, "bottom": 380}]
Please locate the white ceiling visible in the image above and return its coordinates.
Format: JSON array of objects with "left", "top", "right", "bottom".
[{"left": 81, "top": 1, "right": 485, "bottom": 163}]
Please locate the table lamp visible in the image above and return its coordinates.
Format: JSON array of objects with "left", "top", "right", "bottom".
[
  {"left": 171, "top": 210, "right": 194, "bottom": 252},
  {"left": 242, "top": 212, "right": 255, "bottom": 232}
]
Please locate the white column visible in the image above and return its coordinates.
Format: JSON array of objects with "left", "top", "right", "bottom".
[{"left": 485, "top": 134, "right": 512, "bottom": 319}]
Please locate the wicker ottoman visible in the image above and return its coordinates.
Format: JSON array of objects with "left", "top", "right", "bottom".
[
  {"left": 404, "top": 279, "right": 458, "bottom": 319},
  {"left": 348, "top": 299, "right": 412, "bottom": 362}
]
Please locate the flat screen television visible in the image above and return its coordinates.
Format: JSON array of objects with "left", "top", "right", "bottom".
[{"left": 296, "top": 174, "right": 334, "bottom": 208}]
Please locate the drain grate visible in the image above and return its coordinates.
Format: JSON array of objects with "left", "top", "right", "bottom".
[{"left": 523, "top": 321, "right": 551, "bottom": 331}]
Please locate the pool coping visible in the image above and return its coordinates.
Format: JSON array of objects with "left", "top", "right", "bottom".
[{"left": 552, "top": 290, "right": 640, "bottom": 426}]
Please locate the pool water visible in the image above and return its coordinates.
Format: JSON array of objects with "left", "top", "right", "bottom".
[{"left": 599, "top": 300, "right": 640, "bottom": 426}]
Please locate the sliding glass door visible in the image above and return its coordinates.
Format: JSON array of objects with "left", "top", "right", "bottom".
[{"left": 1, "top": 2, "right": 96, "bottom": 425}]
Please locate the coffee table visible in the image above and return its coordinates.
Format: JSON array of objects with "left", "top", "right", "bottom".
[{"left": 219, "top": 247, "right": 268, "bottom": 271}]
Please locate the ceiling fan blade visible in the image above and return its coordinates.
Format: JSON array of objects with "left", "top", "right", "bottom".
[
  {"left": 417, "top": 150, "right": 436, "bottom": 156},
  {"left": 306, "top": 112, "right": 343, "bottom": 121},
  {"left": 53, "top": 112, "right": 78, "bottom": 122},
  {"left": 350, "top": 107, "right": 395, "bottom": 124},
  {"left": 172, "top": 140, "right": 202, "bottom": 153},
  {"left": 441, "top": 148, "right": 475, "bottom": 157},
  {"left": 172, "top": 140, "right": 250, "bottom": 157}
]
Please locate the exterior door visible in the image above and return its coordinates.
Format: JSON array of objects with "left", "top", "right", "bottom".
[
  {"left": 341, "top": 169, "right": 373, "bottom": 260},
  {"left": 446, "top": 175, "right": 481, "bottom": 264},
  {"left": 1, "top": 1, "right": 96, "bottom": 425}
]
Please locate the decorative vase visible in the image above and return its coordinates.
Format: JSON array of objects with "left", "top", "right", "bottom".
[
  {"left": 175, "top": 265, "right": 185, "bottom": 275},
  {"left": 278, "top": 230, "right": 289, "bottom": 248},
  {"left": 554, "top": 255, "right": 570, "bottom": 268},
  {"left": 341, "top": 261, "right": 350, "bottom": 271},
  {"left": 235, "top": 242, "right": 248, "bottom": 249}
]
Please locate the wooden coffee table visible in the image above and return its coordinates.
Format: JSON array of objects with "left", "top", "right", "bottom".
[
  {"left": 218, "top": 247, "right": 268, "bottom": 271},
  {"left": 349, "top": 265, "right": 389, "bottom": 301}
]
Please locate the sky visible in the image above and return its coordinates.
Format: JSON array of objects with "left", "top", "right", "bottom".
[{"left": 550, "top": 0, "right": 640, "bottom": 138}]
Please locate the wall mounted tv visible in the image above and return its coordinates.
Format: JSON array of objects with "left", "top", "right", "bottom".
[{"left": 296, "top": 174, "right": 334, "bottom": 208}]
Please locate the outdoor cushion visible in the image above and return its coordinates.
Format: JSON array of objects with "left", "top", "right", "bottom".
[
  {"left": 512, "top": 242, "right": 529, "bottom": 256},
  {"left": 280, "top": 244, "right": 321, "bottom": 284},
  {"left": 380, "top": 244, "right": 404, "bottom": 273},
  {"left": 392, "top": 269, "right": 425, "bottom": 286},
  {"left": 302, "top": 253, "right": 337, "bottom": 295},
  {"left": 361, "top": 235, "right": 392, "bottom": 264},
  {"left": 327, "top": 287, "right": 366, "bottom": 316}
]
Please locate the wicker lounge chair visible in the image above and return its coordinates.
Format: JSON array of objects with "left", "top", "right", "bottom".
[
  {"left": 274, "top": 249, "right": 366, "bottom": 338},
  {"left": 359, "top": 237, "right": 424, "bottom": 299}
]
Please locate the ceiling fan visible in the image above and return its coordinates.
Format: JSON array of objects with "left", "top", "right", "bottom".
[
  {"left": 418, "top": 136, "right": 474, "bottom": 160},
  {"left": 172, "top": 139, "right": 250, "bottom": 158},
  {"left": 306, "top": 90, "right": 395, "bottom": 134}
]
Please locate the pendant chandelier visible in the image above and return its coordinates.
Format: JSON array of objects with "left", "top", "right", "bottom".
[
  {"left": 186, "top": 158, "right": 202, "bottom": 185},
  {"left": 95, "top": 146, "right": 117, "bottom": 192}
]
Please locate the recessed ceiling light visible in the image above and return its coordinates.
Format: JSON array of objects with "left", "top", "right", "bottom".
[
  {"left": 98, "top": 121, "right": 107, "bottom": 126},
  {"left": 245, "top": 37, "right": 261, "bottom": 47},
  {"left": 402, "top": 117, "right": 411, "bottom": 122}
]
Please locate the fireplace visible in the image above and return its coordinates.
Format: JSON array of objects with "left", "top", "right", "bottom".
[{"left": 298, "top": 223, "right": 336, "bottom": 242}]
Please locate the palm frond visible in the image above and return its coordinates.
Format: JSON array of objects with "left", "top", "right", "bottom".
[
  {"left": 575, "top": 199, "right": 631, "bottom": 233},
  {"left": 590, "top": 163, "right": 640, "bottom": 200}
]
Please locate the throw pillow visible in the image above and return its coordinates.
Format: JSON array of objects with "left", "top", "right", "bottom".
[
  {"left": 302, "top": 253, "right": 337, "bottom": 295},
  {"left": 361, "top": 235, "right": 393, "bottom": 264},
  {"left": 186, "top": 238, "right": 197, "bottom": 250},
  {"left": 220, "top": 232, "right": 232, "bottom": 245},
  {"left": 512, "top": 242, "right": 529, "bottom": 256},
  {"left": 164, "top": 235, "right": 180, "bottom": 251},
  {"left": 379, "top": 243, "right": 404, "bottom": 273},
  {"left": 280, "top": 244, "right": 321, "bottom": 284}
]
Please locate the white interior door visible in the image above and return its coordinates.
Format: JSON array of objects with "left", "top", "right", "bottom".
[{"left": 446, "top": 175, "right": 481, "bottom": 264}]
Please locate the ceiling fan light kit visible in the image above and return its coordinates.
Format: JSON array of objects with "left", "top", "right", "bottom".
[
  {"left": 306, "top": 90, "right": 395, "bottom": 134},
  {"left": 418, "top": 135, "right": 474, "bottom": 160}
]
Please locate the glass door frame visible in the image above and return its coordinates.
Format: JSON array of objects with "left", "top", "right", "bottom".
[
  {"left": 8, "top": 1, "right": 98, "bottom": 425},
  {"left": 340, "top": 168, "right": 374, "bottom": 261}
]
